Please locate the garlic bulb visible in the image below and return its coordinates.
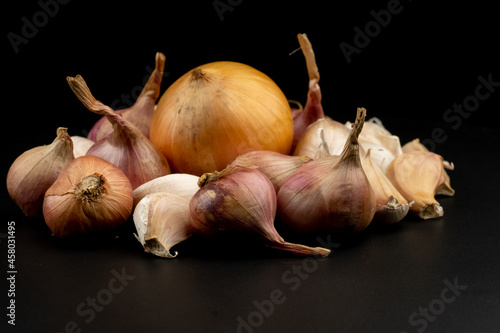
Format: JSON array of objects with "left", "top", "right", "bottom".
[
  {"left": 67, "top": 75, "right": 171, "bottom": 189},
  {"left": 386, "top": 151, "right": 455, "bottom": 219},
  {"left": 134, "top": 193, "right": 193, "bottom": 258},
  {"left": 7, "top": 127, "right": 74, "bottom": 217},
  {"left": 71, "top": 135, "right": 94, "bottom": 158},
  {"left": 235, "top": 151, "right": 312, "bottom": 192},
  {"left": 361, "top": 148, "right": 412, "bottom": 224},
  {"left": 293, "top": 117, "right": 351, "bottom": 159},
  {"left": 291, "top": 33, "right": 325, "bottom": 151},
  {"left": 43, "top": 156, "right": 134, "bottom": 238},
  {"left": 133, "top": 173, "right": 200, "bottom": 207},
  {"left": 189, "top": 162, "right": 331, "bottom": 257},
  {"left": 278, "top": 108, "right": 376, "bottom": 234},
  {"left": 87, "top": 52, "right": 166, "bottom": 141}
]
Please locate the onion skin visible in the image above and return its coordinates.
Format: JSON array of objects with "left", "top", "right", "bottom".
[
  {"left": 43, "top": 156, "right": 133, "bottom": 238},
  {"left": 67, "top": 75, "right": 171, "bottom": 189},
  {"left": 150, "top": 61, "right": 294, "bottom": 176},
  {"left": 7, "top": 127, "right": 74, "bottom": 217},
  {"left": 85, "top": 122, "right": 171, "bottom": 189}
]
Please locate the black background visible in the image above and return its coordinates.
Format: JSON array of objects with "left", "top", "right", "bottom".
[{"left": 2, "top": 1, "right": 500, "bottom": 332}]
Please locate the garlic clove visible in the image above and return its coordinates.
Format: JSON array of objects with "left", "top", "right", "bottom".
[
  {"left": 293, "top": 117, "right": 351, "bottom": 159},
  {"left": 70, "top": 135, "right": 94, "bottom": 158},
  {"left": 375, "top": 196, "right": 413, "bottom": 224},
  {"left": 133, "top": 173, "right": 200, "bottom": 207},
  {"left": 361, "top": 148, "right": 412, "bottom": 224},
  {"left": 386, "top": 151, "right": 454, "bottom": 220},
  {"left": 7, "top": 127, "right": 74, "bottom": 217},
  {"left": 133, "top": 193, "right": 193, "bottom": 258},
  {"left": 402, "top": 138, "right": 455, "bottom": 197}
]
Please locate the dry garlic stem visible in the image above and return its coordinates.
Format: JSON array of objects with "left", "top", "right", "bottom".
[
  {"left": 386, "top": 151, "right": 455, "bottom": 219},
  {"left": 133, "top": 193, "right": 193, "bottom": 258},
  {"left": 347, "top": 117, "right": 403, "bottom": 173},
  {"left": 291, "top": 33, "right": 325, "bottom": 151}
]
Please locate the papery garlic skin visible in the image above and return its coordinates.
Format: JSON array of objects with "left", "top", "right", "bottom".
[
  {"left": 293, "top": 117, "right": 350, "bottom": 159},
  {"left": 361, "top": 148, "right": 412, "bottom": 224},
  {"left": 71, "top": 136, "right": 94, "bottom": 158},
  {"left": 7, "top": 127, "right": 74, "bottom": 217},
  {"left": 386, "top": 151, "right": 455, "bottom": 220},
  {"left": 402, "top": 138, "right": 427, "bottom": 153},
  {"left": 402, "top": 138, "right": 455, "bottom": 196},
  {"left": 278, "top": 108, "right": 376, "bottom": 234},
  {"left": 43, "top": 156, "right": 133, "bottom": 238},
  {"left": 133, "top": 173, "right": 200, "bottom": 207},
  {"left": 347, "top": 117, "right": 403, "bottom": 173},
  {"left": 133, "top": 193, "right": 193, "bottom": 258}
]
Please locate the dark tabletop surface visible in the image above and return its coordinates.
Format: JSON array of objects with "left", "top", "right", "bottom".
[{"left": 3, "top": 1, "right": 499, "bottom": 332}]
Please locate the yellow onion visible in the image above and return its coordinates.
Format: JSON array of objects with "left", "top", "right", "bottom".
[{"left": 150, "top": 61, "right": 293, "bottom": 176}]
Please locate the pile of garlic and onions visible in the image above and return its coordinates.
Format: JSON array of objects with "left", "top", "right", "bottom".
[{"left": 6, "top": 34, "right": 454, "bottom": 259}]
